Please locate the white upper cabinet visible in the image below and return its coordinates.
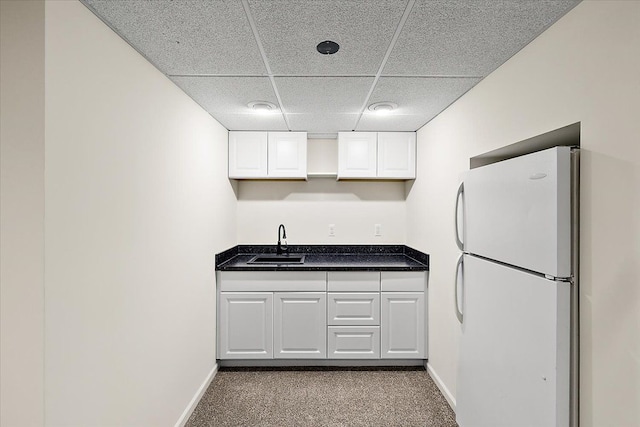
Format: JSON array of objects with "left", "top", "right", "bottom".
[
  {"left": 377, "top": 132, "right": 416, "bottom": 179},
  {"left": 338, "top": 132, "right": 377, "bottom": 178},
  {"left": 228, "top": 131, "right": 267, "bottom": 178},
  {"left": 268, "top": 132, "right": 307, "bottom": 178},
  {"left": 228, "top": 131, "right": 307, "bottom": 179},
  {"left": 338, "top": 132, "right": 416, "bottom": 180}
]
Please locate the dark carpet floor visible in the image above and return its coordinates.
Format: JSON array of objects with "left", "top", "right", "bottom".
[{"left": 186, "top": 367, "right": 458, "bottom": 427}]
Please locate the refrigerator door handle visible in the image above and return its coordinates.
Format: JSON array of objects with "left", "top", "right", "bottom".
[
  {"left": 455, "top": 182, "right": 464, "bottom": 251},
  {"left": 455, "top": 254, "right": 464, "bottom": 323}
]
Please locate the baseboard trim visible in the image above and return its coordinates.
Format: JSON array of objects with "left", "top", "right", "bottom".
[
  {"left": 220, "top": 359, "right": 425, "bottom": 368},
  {"left": 175, "top": 363, "right": 218, "bottom": 427},
  {"left": 426, "top": 361, "right": 456, "bottom": 411}
]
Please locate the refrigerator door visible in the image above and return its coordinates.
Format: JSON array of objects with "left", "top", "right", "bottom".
[
  {"left": 456, "top": 255, "right": 570, "bottom": 427},
  {"left": 463, "top": 147, "right": 571, "bottom": 277}
]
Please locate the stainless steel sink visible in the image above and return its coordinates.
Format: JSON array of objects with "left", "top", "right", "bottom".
[{"left": 247, "top": 254, "right": 305, "bottom": 264}]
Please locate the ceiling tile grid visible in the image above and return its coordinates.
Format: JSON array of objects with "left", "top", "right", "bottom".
[
  {"left": 171, "top": 76, "right": 279, "bottom": 114},
  {"left": 356, "top": 76, "right": 481, "bottom": 131},
  {"left": 212, "top": 113, "right": 289, "bottom": 131},
  {"left": 246, "top": 0, "right": 408, "bottom": 76},
  {"left": 287, "top": 113, "right": 360, "bottom": 133},
  {"left": 275, "top": 77, "right": 375, "bottom": 114},
  {"left": 81, "top": 0, "right": 581, "bottom": 134}
]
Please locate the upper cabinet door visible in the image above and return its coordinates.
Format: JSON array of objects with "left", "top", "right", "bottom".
[
  {"left": 268, "top": 132, "right": 307, "bottom": 178},
  {"left": 338, "top": 132, "right": 378, "bottom": 178},
  {"left": 377, "top": 132, "right": 416, "bottom": 179},
  {"left": 228, "top": 131, "right": 267, "bottom": 178}
]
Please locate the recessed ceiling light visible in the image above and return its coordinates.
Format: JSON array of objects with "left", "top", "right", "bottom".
[
  {"left": 368, "top": 102, "right": 398, "bottom": 114},
  {"left": 247, "top": 101, "right": 278, "bottom": 114},
  {"left": 316, "top": 40, "right": 340, "bottom": 55}
]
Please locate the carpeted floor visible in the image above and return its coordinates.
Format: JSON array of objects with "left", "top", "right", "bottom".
[{"left": 186, "top": 367, "right": 458, "bottom": 427}]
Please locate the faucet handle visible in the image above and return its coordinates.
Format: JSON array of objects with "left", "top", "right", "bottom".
[{"left": 282, "top": 238, "right": 288, "bottom": 254}]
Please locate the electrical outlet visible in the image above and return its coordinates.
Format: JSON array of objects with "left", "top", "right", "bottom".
[
  {"left": 328, "top": 224, "right": 335, "bottom": 237},
  {"left": 374, "top": 224, "right": 382, "bottom": 236}
]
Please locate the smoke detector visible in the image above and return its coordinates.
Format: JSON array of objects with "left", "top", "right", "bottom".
[{"left": 316, "top": 40, "right": 340, "bottom": 55}]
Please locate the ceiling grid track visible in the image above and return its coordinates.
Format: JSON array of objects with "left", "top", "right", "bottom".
[
  {"left": 353, "top": 0, "right": 416, "bottom": 131},
  {"left": 241, "top": 0, "right": 292, "bottom": 130}
]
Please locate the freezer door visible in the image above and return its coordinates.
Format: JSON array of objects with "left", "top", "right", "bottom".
[
  {"left": 463, "top": 147, "right": 571, "bottom": 277},
  {"left": 456, "top": 255, "right": 570, "bottom": 427}
]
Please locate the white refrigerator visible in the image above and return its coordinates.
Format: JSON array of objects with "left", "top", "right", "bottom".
[{"left": 454, "top": 146, "right": 579, "bottom": 427}]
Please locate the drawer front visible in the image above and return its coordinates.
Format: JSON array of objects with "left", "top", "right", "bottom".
[
  {"left": 218, "top": 271, "right": 326, "bottom": 292},
  {"left": 327, "top": 271, "right": 380, "bottom": 292},
  {"left": 328, "top": 326, "right": 380, "bottom": 359},
  {"left": 380, "top": 271, "right": 426, "bottom": 292},
  {"left": 328, "top": 293, "right": 380, "bottom": 326}
]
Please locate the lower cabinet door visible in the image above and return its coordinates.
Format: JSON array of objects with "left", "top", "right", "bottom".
[
  {"left": 328, "top": 326, "right": 380, "bottom": 359},
  {"left": 274, "top": 292, "right": 326, "bottom": 359},
  {"left": 381, "top": 292, "right": 425, "bottom": 359},
  {"left": 218, "top": 292, "right": 273, "bottom": 359}
]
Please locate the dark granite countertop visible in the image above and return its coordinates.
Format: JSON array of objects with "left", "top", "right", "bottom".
[{"left": 216, "top": 245, "right": 429, "bottom": 271}]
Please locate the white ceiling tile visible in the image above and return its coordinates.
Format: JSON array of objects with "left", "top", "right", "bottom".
[
  {"left": 213, "top": 113, "right": 288, "bottom": 131},
  {"left": 83, "top": 0, "right": 266, "bottom": 75},
  {"left": 357, "top": 114, "right": 435, "bottom": 132},
  {"left": 275, "top": 77, "right": 374, "bottom": 114},
  {"left": 171, "top": 77, "right": 278, "bottom": 115},
  {"left": 287, "top": 114, "right": 359, "bottom": 133},
  {"left": 383, "top": 0, "right": 580, "bottom": 76},
  {"left": 247, "top": 0, "right": 408, "bottom": 75},
  {"left": 357, "top": 77, "right": 481, "bottom": 131}
]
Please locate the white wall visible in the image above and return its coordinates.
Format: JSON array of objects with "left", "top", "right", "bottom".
[
  {"left": 44, "top": 2, "right": 236, "bottom": 425},
  {"left": 0, "top": 1, "right": 45, "bottom": 425},
  {"left": 237, "top": 179, "right": 406, "bottom": 244},
  {"left": 407, "top": 2, "right": 640, "bottom": 426}
]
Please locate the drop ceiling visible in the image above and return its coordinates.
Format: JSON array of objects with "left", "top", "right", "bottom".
[{"left": 81, "top": 0, "right": 579, "bottom": 136}]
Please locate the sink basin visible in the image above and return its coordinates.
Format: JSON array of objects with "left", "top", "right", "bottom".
[{"left": 247, "top": 254, "right": 306, "bottom": 264}]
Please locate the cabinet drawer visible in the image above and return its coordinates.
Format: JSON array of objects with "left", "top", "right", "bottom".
[
  {"left": 327, "top": 271, "right": 380, "bottom": 292},
  {"left": 381, "top": 271, "right": 426, "bottom": 292},
  {"left": 219, "top": 271, "right": 326, "bottom": 292},
  {"left": 328, "top": 293, "right": 380, "bottom": 326},
  {"left": 328, "top": 326, "right": 380, "bottom": 359}
]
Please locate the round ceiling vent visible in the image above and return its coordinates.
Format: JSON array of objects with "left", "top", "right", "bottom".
[
  {"left": 368, "top": 102, "right": 398, "bottom": 113},
  {"left": 316, "top": 40, "right": 340, "bottom": 55},
  {"left": 247, "top": 101, "right": 278, "bottom": 113}
]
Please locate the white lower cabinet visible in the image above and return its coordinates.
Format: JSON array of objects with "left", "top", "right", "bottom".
[
  {"left": 218, "top": 292, "right": 273, "bottom": 359},
  {"left": 381, "top": 292, "right": 425, "bottom": 359},
  {"left": 328, "top": 326, "right": 380, "bottom": 359},
  {"left": 274, "top": 292, "right": 326, "bottom": 359},
  {"left": 217, "top": 271, "right": 427, "bottom": 362}
]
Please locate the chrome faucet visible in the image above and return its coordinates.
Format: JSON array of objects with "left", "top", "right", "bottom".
[{"left": 277, "top": 224, "right": 288, "bottom": 256}]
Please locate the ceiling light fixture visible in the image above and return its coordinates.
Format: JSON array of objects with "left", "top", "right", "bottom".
[
  {"left": 316, "top": 40, "right": 340, "bottom": 55},
  {"left": 247, "top": 101, "right": 278, "bottom": 114},
  {"left": 368, "top": 102, "right": 398, "bottom": 114}
]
